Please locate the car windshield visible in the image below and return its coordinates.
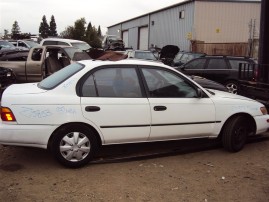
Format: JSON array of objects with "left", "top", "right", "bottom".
[
  {"left": 24, "top": 41, "right": 39, "bottom": 48},
  {"left": 38, "top": 63, "right": 84, "bottom": 89},
  {"left": 71, "top": 42, "right": 91, "bottom": 51},
  {"left": 135, "top": 51, "right": 157, "bottom": 61},
  {"left": 0, "top": 41, "right": 16, "bottom": 49},
  {"left": 108, "top": 36, "right": 121, "bottom": 41},
  {"left": 173, "top": 52, "right": 184, "bottom": 63}
]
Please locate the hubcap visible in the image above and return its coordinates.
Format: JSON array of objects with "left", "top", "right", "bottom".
[
  {"left": 60, "top": 132, "right": 90, "bottom": 162},
  {"left": 226, "top": 83, "right": 238, "bottom": 94}
]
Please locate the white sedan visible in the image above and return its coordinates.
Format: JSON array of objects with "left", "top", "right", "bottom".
[{"left": 0, "top": 59, "right": 268, "bottom": 168}]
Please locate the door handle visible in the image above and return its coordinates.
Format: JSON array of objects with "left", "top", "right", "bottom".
[
  {"left": 154, "top": 106, "right": 167, "bottom": 111},
  {"left": 85, "top": 106, "right": 100, "bottom": 112}
]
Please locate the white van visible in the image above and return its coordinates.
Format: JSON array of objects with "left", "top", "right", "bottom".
[{"left": 40, "top": 38, "right": 91, "bottom": 51}]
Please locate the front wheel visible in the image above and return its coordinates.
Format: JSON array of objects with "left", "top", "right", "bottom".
[
  {"left": 225, "top": 81, "right": 238, "bottom": 94},
  {"left": 222, "top": 116, "right": 248, "bottom": 152},
  {"left": 51, "top": 124, "right": 98, "bottom": 168}
]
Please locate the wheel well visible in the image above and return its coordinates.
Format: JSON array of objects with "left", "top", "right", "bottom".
[
  {"left": 219, "top": 113, "right": 256, "bottom": 138},
  {"left": 224, "top": 80, "right": 238, "bottom": 85},
  {"left": 47, "top": 122, "right": 102, "bottom": 151}
]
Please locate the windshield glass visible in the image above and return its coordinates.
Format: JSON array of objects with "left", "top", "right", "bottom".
[
  {"left": 24, "top": 41, "right": 39, "bottom": 48},
  {"left": 38, "top": 63, "right": 84, "bottom": 89},
  {"left": 173, "top": 52, "right": 184, "bottom": 63},
  {"left": 0, "top": 41, "right": 16, "bottom": 49},
  {"left": 71, "top": 42, "right": 91, "bottom": 51},
  {"left": 108, "top": 36, "right": 121, "bottom": 41},
  {"left": 135, "top": 51, "right": 157, "bottom": 61}
]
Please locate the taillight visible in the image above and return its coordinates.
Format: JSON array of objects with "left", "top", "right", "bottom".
[{"left": 1, "top": 107, "right": 16, "bottom": 122}]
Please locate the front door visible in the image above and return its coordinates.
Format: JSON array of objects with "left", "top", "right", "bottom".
[{"left": 141, "top": 67, "right": 216, "bottom": 141}]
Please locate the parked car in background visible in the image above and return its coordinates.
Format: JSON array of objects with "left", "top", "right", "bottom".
[
  {"left": 40, "top": 38, "right": 92, "bottom": 51},
  {"left": 172, "top": 51, "right": 206, "bottom": 67},
  {"left": 176, "top": 55, "right": 257, "bottom": 94},
  {"left": 9, "top": 40, "right": 40, "bottom": 50},
  {"left": 0, "top": 66, "right": 16, "bottom": 97},
  {"left": 0, "top": 59, "right": 268, "bottom": 168},
  {"left": 125, "top": 50, "right": 158, "bottom": 61},
  {"left": 102, "top": 35, "right": 125, "bottom": 51},
  {"left": 0, "top": 40, "right": 17, "bottom": 51},
  {"left": 0, "top": 45, "right": 90, "bottom": 82}
]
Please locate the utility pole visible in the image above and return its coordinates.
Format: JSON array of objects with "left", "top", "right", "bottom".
[{"left": 258, "top": 0, "right": 269, "bottom": 81}]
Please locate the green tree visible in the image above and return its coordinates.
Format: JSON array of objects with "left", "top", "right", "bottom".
[
  {"left": 97, "top": 25, "right": 102, "bottom": 37},
  {"left": 60, "top": 26, "right": 74, "bottom": 38},
  {"left": 39, "top": 15, "right": 50, "bottom": 38},
  {"left": 11, "top": 21, "right": 20, "bottom": 36},
  {"left": 4, "top": 29, "right": 9, "bottom": 39},
  {"left": 72, "top": 18, "right": 86, "bottom": 41},
  {"left": 49, "top": 15, "right": 58, "bottom": 36}
]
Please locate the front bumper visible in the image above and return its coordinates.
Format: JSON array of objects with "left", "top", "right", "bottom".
[{"left": 254, "top": 115, "right": 269, "bottom": 134}]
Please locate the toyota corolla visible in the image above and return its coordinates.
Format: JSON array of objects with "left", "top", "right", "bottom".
[{"left": 0, "top": 59, "right": 268, "bottom": 168}]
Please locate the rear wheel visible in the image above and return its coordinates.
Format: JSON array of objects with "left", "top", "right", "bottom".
[
  {"left": 222, "top": 116, "right": 248, "bottom": 152},
  {"left": 51, "top": 124, "right": 98, "bottom": 168}
]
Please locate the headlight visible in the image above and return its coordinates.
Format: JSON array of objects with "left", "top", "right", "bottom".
[
  {"left": 260, "top": 107, "right": 268, "bottom": 115},
  {"left": 6, "top": 72, "right": 11, "bottom": 77}
]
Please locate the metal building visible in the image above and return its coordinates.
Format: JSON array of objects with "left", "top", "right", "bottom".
[{"left": 107, "top": 0, "right": 261, "bottom": 54}]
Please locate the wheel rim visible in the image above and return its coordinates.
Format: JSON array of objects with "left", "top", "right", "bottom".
[
  {"left": 59, "top": 132, "right": 91, "bottom": 162},
  {"left": 234, "top": 126, "right": 247, "bottom": 146},
  {"left": 226, "top": 83, "right": 238, "bottom": 94}
]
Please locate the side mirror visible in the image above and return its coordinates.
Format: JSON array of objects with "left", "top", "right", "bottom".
[{"left": 196, "top": 88, "right": 203, "bottom": 98}]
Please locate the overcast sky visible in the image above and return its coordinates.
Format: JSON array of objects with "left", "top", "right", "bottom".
[{"left": 0, "top": 0, "right": 184, "bottom": 36}]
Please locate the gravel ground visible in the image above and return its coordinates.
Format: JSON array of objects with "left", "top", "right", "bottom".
[{"left": 0, "top": 133, "right": 269, "bottom": 202}]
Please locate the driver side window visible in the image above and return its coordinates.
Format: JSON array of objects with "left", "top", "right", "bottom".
[
  {"left": 142, "top": 68, "right": 197, "bottom": 98},
  {"left": 184, "top": 58, "right": 206, "bottom": 69}
]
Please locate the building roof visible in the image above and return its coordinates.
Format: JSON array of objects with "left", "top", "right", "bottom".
[{"left": 108, "top": 0, "right": 261, "bottom": 28}]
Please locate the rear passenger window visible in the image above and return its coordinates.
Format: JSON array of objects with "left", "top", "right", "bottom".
[
  {"left": 43, "top": 41, "right": 57, "bottom": 45},
  {"left": 82, "top": 67, "right": 142, "bottom": 98},
  {"left": 58, "top": 41, "right": 69, "bottom": 46},
  {"left": 207, "top": 59, "right": 227, "bottom": 69},
  {"left": 229, "top": 60, "right": 249, "bottom": 70}
]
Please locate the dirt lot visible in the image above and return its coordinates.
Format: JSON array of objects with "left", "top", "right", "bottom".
[{"left": 0, "top": 133, "right": 269, "bottom": 202}]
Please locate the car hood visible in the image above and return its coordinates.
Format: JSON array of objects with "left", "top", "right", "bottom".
[
  {"left": 209, "top": 89, "right": 253, "bottom": 101},
  {"left": 3, "top": 83, "right": 47, "bottom": 95}
]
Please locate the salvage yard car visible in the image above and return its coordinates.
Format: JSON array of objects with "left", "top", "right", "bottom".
[
  {"left": 0, "top": 66, "right": 16, "bottom": 97},
  {"left": 0, "top": 46, "right": 90, "bottom": 82},
  {"left": 0, "top": 59, "right": 268, "bottom": 168}
]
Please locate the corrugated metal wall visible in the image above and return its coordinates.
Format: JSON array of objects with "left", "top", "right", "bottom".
[
  {"left": 149, "top": 2, "right": 195, "bottom": 51},
  {"left": 107, "top": 1, "right": 260, "bottom": 52},
  {"left": 194, "top": 1, "right": 260, "bottom": 43}
]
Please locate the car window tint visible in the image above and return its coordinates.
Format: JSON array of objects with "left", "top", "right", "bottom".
[
  {"left": 84, "top": 68, "right": 142, "bottom": 98},
  {"left": 58, "top": 41, "right": 69, "bottom": 46},
  {"left": 184, "top": 58, "right": 206, "bottom": 69},
  {"left": 43, "top": 41, "right": 57, "bottom": 45},
  {"left": 207, "top": 58, "right": 227, "bottom": 69},
  {"left": 142, "top": 68, "right": 197, "bottom": 98},
  {"left": 31, "top": 48, "right": 42, "bottom": 61},
  {"left": 82, "top": 75, "right": 97, "bottom": 97},
  {"left": 38, "top": 63, "right": 84, "bottom": 89},
  {"left": 229, "top": 59, "right": 249, "bottom": 70}
]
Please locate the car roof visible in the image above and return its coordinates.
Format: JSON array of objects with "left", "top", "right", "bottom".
[
  {"left": 41, "top": 38, "right": 86, "bottom": 43},
  {"left": 78, "top": 59, "right": 168, "bottom": 70}
]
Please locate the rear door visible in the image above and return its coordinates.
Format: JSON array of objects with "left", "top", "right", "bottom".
[{"left": 80, "top": 65, "right": 151, "bottom": 144}]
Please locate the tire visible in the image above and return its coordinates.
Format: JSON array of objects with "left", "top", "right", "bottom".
[
  {"left": 51, "top": 124, "right": 98, "bottom": 168},
  {"left": 222, "top": 116, "right": 248, "bottom": 152},
  {"left": 225, "top": 81, "right": 238, "bottom": 94}
]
